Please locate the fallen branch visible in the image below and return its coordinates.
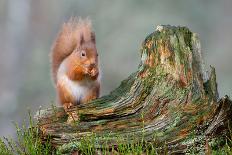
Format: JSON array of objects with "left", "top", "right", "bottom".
[{"left": 35, "top": 25, "right": 232, "bottom": 154}]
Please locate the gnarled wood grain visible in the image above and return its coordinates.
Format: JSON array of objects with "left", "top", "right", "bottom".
[{"left": 35, "top": 25, "right": 232, "bottom": 154}]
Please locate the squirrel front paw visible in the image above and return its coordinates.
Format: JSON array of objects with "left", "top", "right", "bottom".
[
  {"left": 89, "top": 68, "right": 99, "bottom": 80},
  {"left": 91, "top": 68, "right": 98, "bottom": 76}
]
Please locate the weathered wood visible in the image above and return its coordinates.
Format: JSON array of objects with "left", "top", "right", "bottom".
[{"left": 35, "top": 25, "right": 232, "bottom": 154}]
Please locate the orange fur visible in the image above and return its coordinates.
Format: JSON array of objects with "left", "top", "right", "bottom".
[
  {"left": 50, "top": 17, "right": 100, "bottom": 109},
  {"left": 51, "top": 17, "right": 95, "bottom": 83},
  {"left": 57, "top": 82, "right": 75, "bottom": 104}
]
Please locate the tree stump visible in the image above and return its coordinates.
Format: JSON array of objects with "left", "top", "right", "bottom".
[{"left": 36, "top": 25, "right": 232, "bottom": 154}]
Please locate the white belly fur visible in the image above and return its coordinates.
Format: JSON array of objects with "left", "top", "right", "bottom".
[{"left": 58, "top": 75, "right": 92, "bottom": 101}]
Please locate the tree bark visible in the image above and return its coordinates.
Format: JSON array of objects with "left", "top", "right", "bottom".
[{"left": 35, "top": 25, "right": 232, "bottom": 154}]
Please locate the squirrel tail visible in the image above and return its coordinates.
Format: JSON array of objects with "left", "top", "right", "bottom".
[{"left": 50, "top": 17, "right": 95, "bottom": 84}]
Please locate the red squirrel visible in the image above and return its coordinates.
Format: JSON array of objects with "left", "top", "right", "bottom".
[{"left": 51, "top": 18, "right": 100, "bottom": 111}]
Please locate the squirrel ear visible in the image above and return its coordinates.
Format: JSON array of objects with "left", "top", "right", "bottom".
[
  {"left": 80, "top": 34, "right": 84, "bottom": 45},
  {"left": 91, "top": 32, "right": 96, "bottom": 43}
]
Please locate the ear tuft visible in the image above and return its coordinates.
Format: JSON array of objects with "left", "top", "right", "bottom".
[
  {"left": 91, "top": 32, "right": 96, "bottom": 43},
  {"left": 80, "top": 34, "right": 84, "bottom": 45}
]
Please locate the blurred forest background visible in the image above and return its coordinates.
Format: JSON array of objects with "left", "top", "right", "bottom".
[{"left": 0, "top": 0, "right": 231, "bottom": 138}]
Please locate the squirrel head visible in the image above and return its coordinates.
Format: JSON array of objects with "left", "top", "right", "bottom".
[
  {"left": 51, "top": 18, "right": 100, "bottom": 83},
  {"left": 66, "top": 33, "right": 99, "bottom": 81}
]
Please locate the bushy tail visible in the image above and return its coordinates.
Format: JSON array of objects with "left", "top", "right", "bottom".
[{"left": 50, "top": 17, "right": 95, "bottom": 84}]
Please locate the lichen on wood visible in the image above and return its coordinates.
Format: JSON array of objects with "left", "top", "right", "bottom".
[{"left": 35, "top": 25, "right": 232, "bottom": 154}]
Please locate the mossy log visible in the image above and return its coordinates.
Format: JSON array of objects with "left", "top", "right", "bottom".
[{"left": 36, "top": 25, "right": 232, "bottom": 154}]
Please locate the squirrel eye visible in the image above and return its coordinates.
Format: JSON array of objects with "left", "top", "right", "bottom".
[{"left": 81, "top": 50, "right": 86, "bottom": 57}]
